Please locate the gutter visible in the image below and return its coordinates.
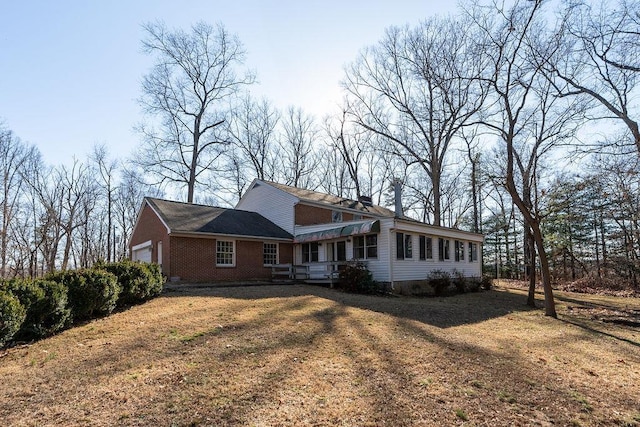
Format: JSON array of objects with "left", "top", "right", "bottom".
[{"left": 169, "top": 231, "right": 293, "bottom": 242}]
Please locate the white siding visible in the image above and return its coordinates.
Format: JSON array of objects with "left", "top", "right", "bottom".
[
  {"left": 388, "top": 220, "right": 483, "bottom": 281},
  {"left": 235, "top": 181, "right": 298, "bottom": 234},
  {"left": 290, "top": 218, "right": 483, "bottom": 283},
  {"left": 361, "top": 219, "right": 392, "bottom": 282}
]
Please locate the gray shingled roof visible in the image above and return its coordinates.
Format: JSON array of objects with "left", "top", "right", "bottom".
[
  {"left": 263, "top": 181, "right": 396, "bottom": 217},
  {"left": 146, "top": 198, "right": 292, "bottom": 240}
]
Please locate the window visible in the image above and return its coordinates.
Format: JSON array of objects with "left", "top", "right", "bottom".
[
  {"left": 332, "top": 210, "right": 343, "bottom": 222},
  {"left": 263, "top": 243, "right": 278, "bottom": 266},
  {"left": 469, "top": 242, "right": 479, "bottom": 262},
  {"left": 438, "top": 238, "right": 450, "bottom": 261},
  {"left": 419, "top": 235, "right": 433, "bottom": 260},
  {"left": 396, "top": 232, "right": 413, "bottom": 259},
  {"left": 353, "top": 214, "right": 363, "bottom": 221},
  {"left": 353, "top": 236, "right": 365, "bottom": 259},
  {"left": 366, "top": 234, "right": 378, "bottom": 258},
  {"left": 302, "top": 242, "right": 319, "bottom": 263},
  {"left": 216, "top": 240, "right": 235, "bottom": 266},
  {"left": 454, "top": 240, "right": 465, "bottom": 262},
  {"left": 354, "top": 234, "right": 378, "bottom": 259}
]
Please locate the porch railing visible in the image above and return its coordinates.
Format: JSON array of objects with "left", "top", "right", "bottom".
[{"left": 271, "top": 261, "right": 358, "bottom": 287}]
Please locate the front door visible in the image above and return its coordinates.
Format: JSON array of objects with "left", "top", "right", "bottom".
[
  {"left": 336, "top": 241, "right": 346, "bottom": 261},
  {"left": 327, "top": 241, "right": 347, "bottom": 272}
]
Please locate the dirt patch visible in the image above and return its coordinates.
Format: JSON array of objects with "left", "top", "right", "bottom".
[{"left": 1, "top": 284, "right": 639, "bottom": 426}]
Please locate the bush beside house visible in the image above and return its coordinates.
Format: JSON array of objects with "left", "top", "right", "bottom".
[
  {"left": 0, "top": 290, "right": 25, "bottom": 347},
  {"left": 99, "top": 260, "right": 164, "bottom": 306},
  {"left": 46, "top": 269, "right": 121, "bottom": 321},
  {"left": 2, "top": 279, "right": 71, "bottom": 340},
  {"left": 337, "top": 261, "right": 384, "bottom": 295},
  {"left": 0, "top": 261, "right": 165, "bottom": 348},
  {"left": 397, "top": 270, "right": 486, "bottom": 297}
]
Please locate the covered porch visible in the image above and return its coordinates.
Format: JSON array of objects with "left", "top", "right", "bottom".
[{"left": 272, "top": 219, "right": 379, "bottom": 285}]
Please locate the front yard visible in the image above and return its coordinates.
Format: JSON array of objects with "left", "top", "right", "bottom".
[{"left": 1, "top": 284, "right": 638, "bottom": 426}]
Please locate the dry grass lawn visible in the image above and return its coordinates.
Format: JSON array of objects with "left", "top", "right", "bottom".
[{"left": 1, "top": 283, "right": 639, "bottom": 426}]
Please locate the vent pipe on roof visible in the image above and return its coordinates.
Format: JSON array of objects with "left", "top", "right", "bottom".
[{"left": 392, "top": 178, "right": 403, "bottom": 218}]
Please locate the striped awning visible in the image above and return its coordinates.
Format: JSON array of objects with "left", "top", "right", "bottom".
[{"left": 293, "top": 220, "right": 380, "bottom": 243}]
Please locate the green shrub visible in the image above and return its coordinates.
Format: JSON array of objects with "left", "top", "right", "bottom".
[
  {"left": 47, "top": 269, "right": 120, "bottom": 321},
  {"left": 427, "top": 270, "right": 451, "bottom": 296},
  {"left": 144, "top": 262, "right": 165, "bottom": 298},
  {"left": 337, "top": 261, "right": 381, "bottom": 294},
  {"left": 99, "top": 260, "right": 163, "bottom": 306},
  {"left": 0, "top": 290, "right": 26, "bottom": 347},
  {"left": 481, "top": 274, "right": 493, "bottom": 290},
  {"left": 3, "top": 279, "right": 71, "bottom": 340},
  {"left": 452, "top": 269, "right": 466, "bottom": 294},
  {"left": 465, "top": 277, "right": 482, "bottom": 293}
]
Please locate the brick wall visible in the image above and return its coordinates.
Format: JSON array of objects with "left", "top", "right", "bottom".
[
  {"left": 294, "top": 203, "right": 372, "bottom": 225},
  {"left": 295, "top": 204, "right": 332, "bottom": 225},
  {"left": 169, "top": 237, "right": 294, "bottom": 282},
  {"left": 279, "top": 243, "right": 293, "bottom": 264},
  {"left": 131, "top": 202, "right": 295, "bottom": 282},
  {"left": 129, "top": 204, "right": 170, "bottom": 275}
]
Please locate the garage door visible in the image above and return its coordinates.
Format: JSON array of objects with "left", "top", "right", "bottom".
[
  {"left": 131, "top": 240, "right": 152, "bottom": 263},
  {"left": 132, "top": 248, "right": 152, "bottom": 263}
]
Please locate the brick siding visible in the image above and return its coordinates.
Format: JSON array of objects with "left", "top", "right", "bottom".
[
  {"left": 294, "top": 203, "right": 372, "bottom": 225},
  {"left": 131, "top": 202, "right": 295, "bottom": 282},
  {"left": 169, "top": 237, "right": 293, "bottom": 282},
  {"left": 129, "top": 204, "right": 170, "bottom": 274},
  {"left": 279, "top": 243, "right": 294, "bottom": 264}
]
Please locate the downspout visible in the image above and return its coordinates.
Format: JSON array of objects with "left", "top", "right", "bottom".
[{"left": 389, "top": 222, "right": 396, "bottom": 292}]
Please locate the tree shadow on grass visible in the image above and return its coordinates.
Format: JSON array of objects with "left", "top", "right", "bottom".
[
  {"left": 163, "top": 283, "right": 537, "bottom": 328},
  {"left": 503, "top": 287, "right": 640, "bottom": 347},
  {"left": 4, "top": 283, "right": 638, "bottom": 426}
]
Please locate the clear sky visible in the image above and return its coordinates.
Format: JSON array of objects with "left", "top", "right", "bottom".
[{"left": 1, "top": 1, "right": 457, "bottom": 166}]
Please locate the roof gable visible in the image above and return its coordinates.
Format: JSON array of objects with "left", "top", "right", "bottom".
[
  {"left": 145, "top": 198, "right": 292, "bottom": 240},
  {"left": 261, "top": 181, "right": 396, "bottom": 217}
]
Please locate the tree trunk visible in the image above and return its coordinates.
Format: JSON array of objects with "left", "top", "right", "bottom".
[
  {"left": 431, "top": 163, "right": 442, "bottom": 227},
  {"left": 525, "top": 227, "right": 536, "bottom": 307},
  {"left": 505, "top": 147, "right": 556, "bottom": 317},
  {"left": 532, "top": 224, "right": 557, "bottom": 318}
]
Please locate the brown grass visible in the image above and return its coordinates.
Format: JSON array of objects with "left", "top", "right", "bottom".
[{"left": 1, "top": 283, "right": 639, "bottom": 426}]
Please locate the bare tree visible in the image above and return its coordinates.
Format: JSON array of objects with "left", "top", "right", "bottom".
[
  {"left": 545, "top": 0, "right": 640, "bottom": 155},
  {"left": 315, "top": 146, "right": 351, "bottom": 198},
  {"left": 460, "top": 128, "right": 484, "bottom": 233},
  {"left": 225, "top": 93, "right": 280, "bottom": 192},
  {"left": 278, "top": 106, "right": 319, "bottom": 189},
  {"left": 91, "top": 145, "right": 118, "bottom": 262},
  {"left": 0, "top": 126, "right": 38, "bottom": 277},
  {"left": 324, "top": 108, "right": 373, "bottom": 199},
  {"left": 135, "top": 21, "right": 255, "bottom": 202},
  {"left": 21, "top": 159, "right": 62, "bottom": 274},
  {"left": 343, "top": 15, "right": 486, "bottom": 226},
  {"left": 115, "top": 168, "right": 162, "bottom": 260},
  {"left": 466, "top": 0, "right": 569, "bottom": 316},
  {"left": 55, "top": 160, "right": 96, "bottom": 270}
]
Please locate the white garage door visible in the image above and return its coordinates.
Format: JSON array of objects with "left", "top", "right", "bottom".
[
  {"left": 131, "top": 240, "right": 152, "bottom": 263},
  {"left": 132, "top": 248, "right": 152, "bottom": 263}
]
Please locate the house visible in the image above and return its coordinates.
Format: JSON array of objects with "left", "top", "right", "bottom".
[
  {"left": 129, "top": 179, "right": 484, "bottom": 291},
  {"left": 129, "top": 197, "right": 293, "bottom": 282},
  {"left": 236, "top": 180, "right": 484, "bottom": 293}
]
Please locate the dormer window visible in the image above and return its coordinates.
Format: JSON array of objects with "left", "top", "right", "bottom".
[{"left": 332, "top": 210, "right": 343, "bottom": 222}]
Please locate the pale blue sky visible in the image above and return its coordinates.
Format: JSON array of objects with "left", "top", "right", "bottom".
[{"left": 1, "top": 1, "right": 457, "bottom": 165}]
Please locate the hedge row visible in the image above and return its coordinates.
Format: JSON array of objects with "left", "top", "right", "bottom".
[{"left": 0, "top": 260, "right": 165, "bottom": 347}]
